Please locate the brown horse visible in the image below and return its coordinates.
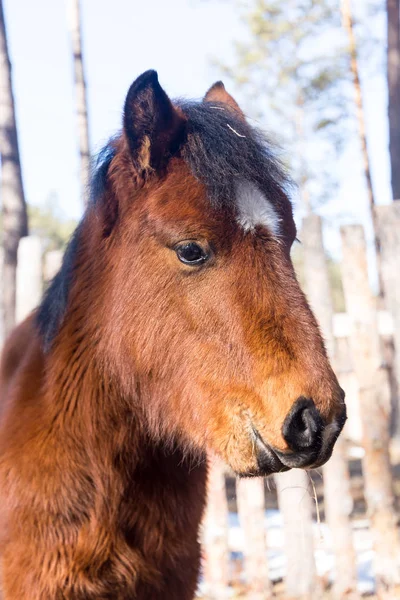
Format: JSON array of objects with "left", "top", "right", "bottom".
[{"left": 0, "top": 71, "right": 346, "bottom": 599}]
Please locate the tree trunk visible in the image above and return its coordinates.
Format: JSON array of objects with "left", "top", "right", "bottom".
[
  {"left": 202, "top": 459, "right": 230, "bottom": 599},
  {"left": 340, "top": 225, "right": 400, "bottom": 598},
  {"left": 236, "top": 478, "right": 271, "bottom": 599},
  {"left": 341, "top": 0, "right": 383, "bottom": 294},
  {"left": 387, "top": 0, "right": 400, "bottom": 201},
  {"left": 68, "top": 0, "right": 90, "bottom": 207},
  {"left": 301, "top": 214, "right": 358, "bottom": 599},
  {"left": 0, "top": 0, "right": 28, "bottom": 338},
  {"left": 275, "top": 469, "right": 321, "bottom": 600}
]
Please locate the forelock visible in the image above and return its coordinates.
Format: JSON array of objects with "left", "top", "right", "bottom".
[{"left": 178, "top": 100, "right": 293, "bottom": 217}]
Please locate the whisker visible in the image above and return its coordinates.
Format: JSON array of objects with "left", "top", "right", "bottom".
[{"left": 307, "top": 471, "right": 323, "bottom": 544}]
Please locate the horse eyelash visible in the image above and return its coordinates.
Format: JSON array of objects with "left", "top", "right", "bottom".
[{"left": 295, "top": 237, "right": 302, "bottom": 244}]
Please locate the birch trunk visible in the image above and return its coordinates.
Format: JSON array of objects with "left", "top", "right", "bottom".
[
  {"left": 301, "top": 214, "right": 358, "bottom": 599},
  {"left": 236, "top": 478, "right": 271, "bottom": 599},
  {"left": 68, "top": 0, "right": 90, "bottom": 207},
  {"left": 340, "top": 225, "right": 400, "bottom": 597},
  {"left": 0, "top": 0, "right": 28, "bottom": 337}
]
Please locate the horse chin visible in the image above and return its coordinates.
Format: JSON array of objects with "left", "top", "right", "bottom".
[
  {"left": 235, "top": 464, "right": 291, "bottom": 478},
  {"left": 218, "top": 435, "right": 291, "bottom": 478},
  {"left": 234, "top": 439, "right": 291, "bottom": 478}
]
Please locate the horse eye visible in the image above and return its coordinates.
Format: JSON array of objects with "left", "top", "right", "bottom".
[{"left": 175, "top": 242, "right": 208, "bottom": 266}]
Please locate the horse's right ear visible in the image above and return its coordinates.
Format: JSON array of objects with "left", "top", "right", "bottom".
[
  {"left": 204, "top": 81, "right": 245, "bottom": 119},
  {"left": 123, "top": 70, "right": 186, "bottom": 175}
]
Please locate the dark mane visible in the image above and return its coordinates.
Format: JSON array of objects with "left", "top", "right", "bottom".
[
  {"left": 37, "top": 223, "right": 83, "bottom": 351},
  {"left": 178, "top": 101, "right": 292, "bottom": 211},
  {"left": 90, "top": 140, "right": 117, "bottom": 205},
  {"left": 36, "top": 145, "right": 116, "bottom": 351},
  {"left": 37, "top": 101, "right": 291, "bottom": 350}
]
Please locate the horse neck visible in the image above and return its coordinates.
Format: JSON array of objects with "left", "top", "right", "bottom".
[
  {"left": 40, "top": 214, "right": 138, "bottom": 456},
  {"left": 43, "top": 330, "right": 207, "bottom": 514}
]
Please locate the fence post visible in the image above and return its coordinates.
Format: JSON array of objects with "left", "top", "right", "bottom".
[
  {"left": 236, "top": 478, "right": 271, "bottom": 598},
  {"left": 0, "top": 247, "right": 4, "bottom": 347},
  {"left": 44, "top": 249, "right": 63, "bottom": 283},
  {"left": 375, "top": 203, "right": 400, "bottom": 437},
  {"left": 302, "top": 213, "right": 357, "bottom": 598},
  {"left": 340, "top": 224, "right": 400, "bottom": 595},
  {"left": 16, "top": 236, "right": 43, "bottom": 323},
  {"left": 202, "top": 459, "right": 230, "bottom": 599},
  {"left": 275, "top": 469, "right": 321, "bottom": 599}
]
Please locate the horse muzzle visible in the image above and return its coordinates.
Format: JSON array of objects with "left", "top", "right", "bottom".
[{"left": 247, "top": 397, "right": 347, "bottom": 477}]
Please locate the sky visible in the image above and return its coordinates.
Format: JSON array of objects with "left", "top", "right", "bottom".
[{"left": 3, "top": 0, "right": 392, "bottom": 264}]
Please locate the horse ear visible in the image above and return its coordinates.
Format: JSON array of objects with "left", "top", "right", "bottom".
[
  {"left": 123, "top": 70, "right": 186, "bottom": 174},
  {"left": 204, "top": 81, "right": 245, "bottom": 119}
]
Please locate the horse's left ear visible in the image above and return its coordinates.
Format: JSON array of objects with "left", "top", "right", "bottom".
[
  {"left": 123, "top": 70, "right": 186, "bottom": 174},
  {"left": 204, "top": 81, "right": 245, "bottom": 119}
]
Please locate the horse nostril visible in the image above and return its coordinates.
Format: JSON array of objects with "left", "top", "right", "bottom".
[{"left": 282, "top": 397, "right": 324, "bottom": 453}]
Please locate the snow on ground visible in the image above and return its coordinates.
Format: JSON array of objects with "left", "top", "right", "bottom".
[{"left": 202, "top": 510, "right": 375, "bottom": 596}]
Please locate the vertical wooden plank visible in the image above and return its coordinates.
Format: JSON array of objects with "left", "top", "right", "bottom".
[
  {"left": 323, "top": 432, "right": 358, "bottom": 598},
  {"left": 44, "top": 249, "right": 63, "bottom": 283},
  {"left": 301, "top": 214, "right": 335, "bottom": 357},
  {"left": 302, "top": 214, "right": 357, "bottom": 599},
  {"left": 341, "top": 224, "right": 400, "bottom": 596},
  {"left": 236, "top": 478, "right": 271, "bottom": 599},
  {"left": 16, "top": 236, "right": 42, "bottom": 323},
  {"left": 275, "top": 469, "right": 321, "bottom": 599},
  {"left": 202, "top": 459, "right": 230, "bottom": 599},
  {"left": 0, "top": 246, "right": 4, "bottom": 346},
  {"left": 375, "top": 203, "right": 400, "bottom": 437}
]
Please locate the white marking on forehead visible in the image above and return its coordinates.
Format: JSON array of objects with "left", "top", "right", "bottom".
[{"left": 236, "top": 181, "right": 281, "bottom": 235}]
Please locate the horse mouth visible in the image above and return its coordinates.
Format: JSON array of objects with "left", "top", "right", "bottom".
[
  {"left": 252, "top": 431, "right": 291, "bottom": 476},
  {"left": 242, "top": 419, "right": 344, "bottom": 478},
  {"left": 232, "top": 426, "right": 289, "bottom": 477}
]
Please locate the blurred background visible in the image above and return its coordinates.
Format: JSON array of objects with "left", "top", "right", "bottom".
[{"left": 1, "top": 0, "right": 400, "bottom": 598}]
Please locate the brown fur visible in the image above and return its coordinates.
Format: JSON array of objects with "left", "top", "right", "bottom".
[{"left": 0, "top": 74, "right": 344, "bottom": 599}]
